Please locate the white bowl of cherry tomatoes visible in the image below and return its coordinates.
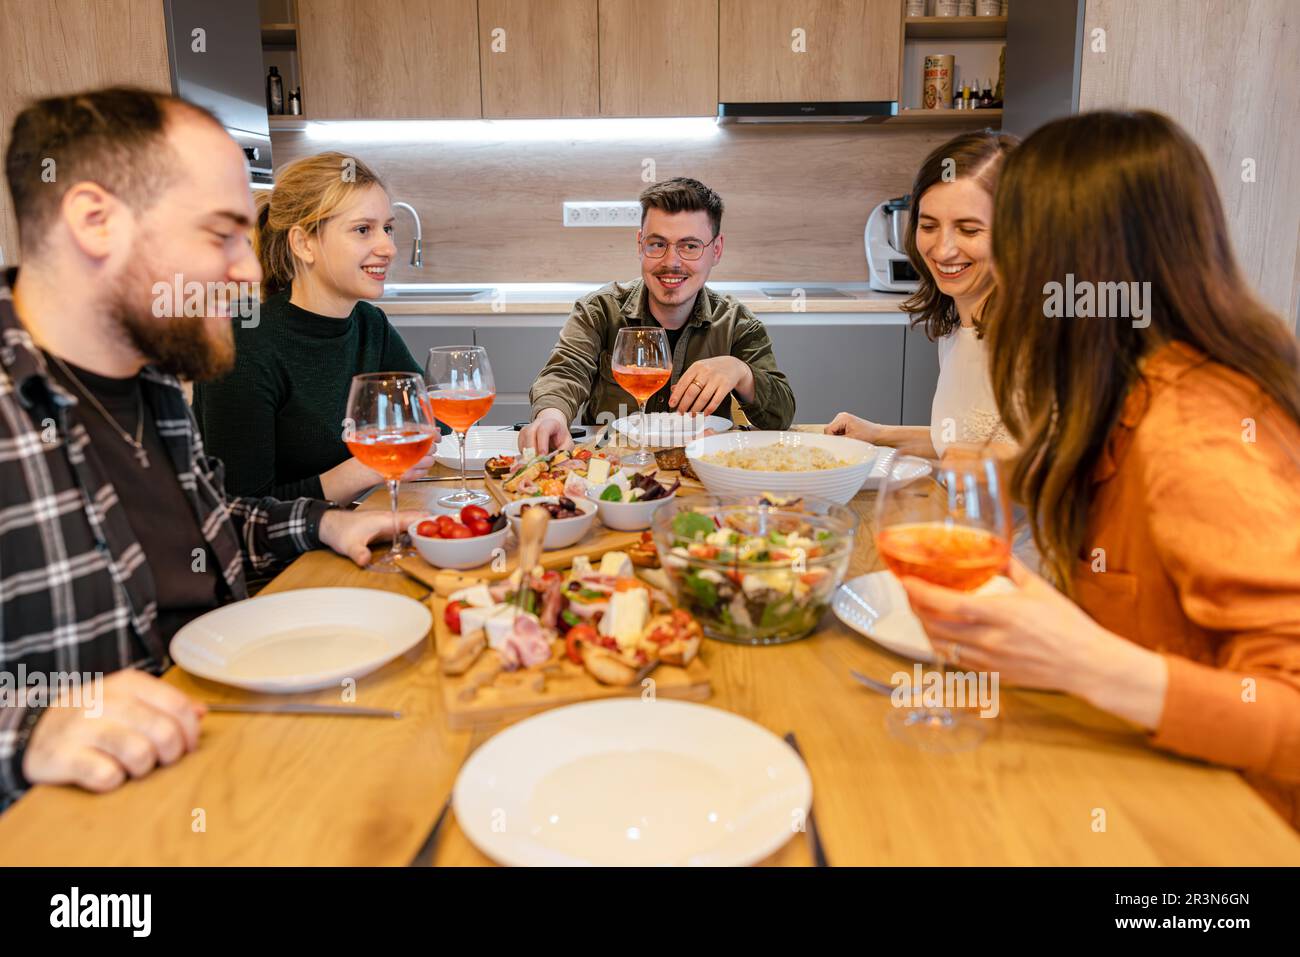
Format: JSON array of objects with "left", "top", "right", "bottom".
[{"left": 408, "top": 505, "right": 508, "bottom": 570}]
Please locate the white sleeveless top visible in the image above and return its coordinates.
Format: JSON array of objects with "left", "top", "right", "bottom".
[{"left": 929, "top": 325, "right": 1012, "bottom": 457}]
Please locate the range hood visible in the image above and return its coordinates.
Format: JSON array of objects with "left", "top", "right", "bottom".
[
  {"left": 717, "top": 101, "right": 898, "bottom": 124},
  {"left": 163, "top": 0, "right": 273, "bottom": 187}
]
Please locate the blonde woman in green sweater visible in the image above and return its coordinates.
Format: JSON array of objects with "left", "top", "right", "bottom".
[{"left": 194, "top": 152, "right": 427, "bottom": 502}]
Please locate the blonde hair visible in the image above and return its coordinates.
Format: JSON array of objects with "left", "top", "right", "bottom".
[{"left": 254, "top": 151, "right": 386, "bottom": 298}]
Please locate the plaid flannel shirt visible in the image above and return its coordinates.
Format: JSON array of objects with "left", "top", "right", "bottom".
[{"left": 0, "top": 276, "right": 330, "bottom": 808}]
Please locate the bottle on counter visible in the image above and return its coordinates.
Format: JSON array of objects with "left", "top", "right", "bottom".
[
  {"left": 979, "top": 79, "right": 993, "bottom": 108},
  {"left": 288, "top": 87, "right": 302, "bottom": 115},
  {"left": 266, "top": 66, "right": 284, "bottom": 115}
]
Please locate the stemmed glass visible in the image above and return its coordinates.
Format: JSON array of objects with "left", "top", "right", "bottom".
[
  {"left": 344, "top": 372, "right": 438, "bottom": 573},
  {"left": 874, "top": 449, "right": 1012, "bottom": 751},
  {"left": 425, "top": 345, "right": 496, "bottom": 509},
  {"left": 611, "top": 326, "right": 671, "bottom": 468}
]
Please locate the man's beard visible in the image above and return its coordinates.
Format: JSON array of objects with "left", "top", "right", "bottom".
[{"left": 111, "top": 257, "right": 236, "bottom": 382}]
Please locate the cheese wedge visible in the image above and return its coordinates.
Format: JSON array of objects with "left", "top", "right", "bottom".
[
  {"left": 586, "top": 457, "right": 612, "bottom": 485},
  {"left": 449, "top": 582, "right": 494, "bottom": 608},
  {"left": 599, "top": 589, "right": 649, "bottom": 651},
  {"left": 599, "top": 551, "right": 633, "bottom": 578}
]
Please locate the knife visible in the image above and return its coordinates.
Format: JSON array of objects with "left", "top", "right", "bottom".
[{"left": 206, "top": 702, "right": 402, "bottom": 718}]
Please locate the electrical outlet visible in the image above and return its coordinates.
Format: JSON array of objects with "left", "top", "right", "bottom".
[{"left": 562, "top": 201, "right": 641, "bottom": 228}]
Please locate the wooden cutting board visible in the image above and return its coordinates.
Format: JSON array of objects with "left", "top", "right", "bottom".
[
  {"left": 395, "top": 522, "right": 645, "bottom": 589},
  {"left": 430, "top": 594, "right": 711, "bottom": 729}
]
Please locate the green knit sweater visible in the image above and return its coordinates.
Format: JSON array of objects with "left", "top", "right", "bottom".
[{"left": 193, "top": 292, "right": 421, "bottom": 500}]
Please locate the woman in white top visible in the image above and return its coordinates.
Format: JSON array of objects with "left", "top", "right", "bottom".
[{"left": 828, "top": 130, "right": 1018, "bottom": 458}]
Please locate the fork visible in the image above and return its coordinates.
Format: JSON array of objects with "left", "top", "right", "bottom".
[{"left": 408, "top": 728, "right": 491, "bottom": 867}]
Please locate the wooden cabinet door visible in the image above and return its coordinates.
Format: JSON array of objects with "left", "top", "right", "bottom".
[
  {"left": 0, "top": 0, "right": 171, "bottom": 261},
  {"left": 720, "top": 0, "right": 901, "bottom": 103},
  {"left": 599, "top": 0, "right": 719, "bottom": 117},
  {"left": 298, "top": 0, "right": 481, "bottom": 118},
  {"left": 478, "top": 0, "right": 598, "bottom": 118}
]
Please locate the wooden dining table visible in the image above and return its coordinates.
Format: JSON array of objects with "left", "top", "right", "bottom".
[{"left": 2, "top": 444, "right": 1297, "bottom": 867}]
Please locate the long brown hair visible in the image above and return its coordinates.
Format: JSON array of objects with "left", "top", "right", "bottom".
[
  {"left": 901, "top": 129, "right": 1019, "bottom": 339},
  {"left": 254, "top": 151, "right": 386, "bottom": 298},
  {"left": 987, "top": 110, "right": 1300, "bottom": 588}
]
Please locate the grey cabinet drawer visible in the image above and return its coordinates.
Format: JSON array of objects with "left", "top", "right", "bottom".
[
  {"left": 391, "top": 324, "right": 476, "bottom": 368},
  {"left": 473, "top": 323, "right": 566, "bottom": 393},
  {"left": 901, "top": 324, "right": 940, "bottom": 426},
  {"left": 764, "top": 324, "right": 905, "bottom": 426}
]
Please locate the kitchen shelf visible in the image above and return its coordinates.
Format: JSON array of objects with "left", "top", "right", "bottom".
[
  {"left": 888, "top": 108, "right": 1002, "bottom": 125},
  {"left": 268, "top": 115, "right": 310, "bottom": 131},
  {"left": 905, "top": 15, "right": 1007, "bottom": 40},
  {"left": 261, "top": 22, "right": 297, "bottom": 46}
]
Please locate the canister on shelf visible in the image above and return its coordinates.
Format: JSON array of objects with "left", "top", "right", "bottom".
[
  {"left": 923, "top": 54, "right": 955, "bottom": 110},
  {"left": 935, "top": 0, "right": 960, "bottom": 16},
  {"left": 906, "top": 0, "right": 927, "bottom": 16}
]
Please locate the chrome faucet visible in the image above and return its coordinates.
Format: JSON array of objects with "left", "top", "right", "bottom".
[{"left": 391, "top": 201, "right": 423, "bottom": 267}]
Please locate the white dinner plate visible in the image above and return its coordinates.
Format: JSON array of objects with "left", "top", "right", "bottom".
[
  {"left": 612, "top": 412, "right": 731, "bottom": 447},
  {"left": 170, "top": 588, "right": 431, "bottom": 693},
  {"left": 832, "top": 570, "right": 1015, "bottom": 663},
  {"left": 860, "top": 447, "right": 933, "bottom": 490},
  {"left": 434, "top": 428, "right": 519, "bottom": 473},
  {"left": 453, "top": 699, "right": 812, "bottom": 866}
]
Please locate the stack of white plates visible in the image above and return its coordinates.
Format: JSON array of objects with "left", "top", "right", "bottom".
[
  {"left": 685, "top": 431, "right": 878, "bottom": 505},
  {"left": 434, "top": 428, "right": 519, "bottom": 473},
  {"left": 611, "top": 412, "right": 731, "bottom": 448}
]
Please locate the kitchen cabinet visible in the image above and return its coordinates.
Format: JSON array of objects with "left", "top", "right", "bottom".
[
  {"left": 298, "top": 0, "right": 481, "bottom": 119},
  {"left": 0, "top": 0, "right": 171, "bottom": 263},
  {"left": 765, "top": 321, "right": 905, "bottom": 425},
  {"left": 598, "top": 0, "right": 719, "bottom": 117},
  {"left": 900, "top": 321, "right": 940, "bottom": 426},
  {"left": 719, "top": 0, "right": 902, "bottom": 103},
  {"left": 478, "top": 0, "right": 598, "bottom": 119}
]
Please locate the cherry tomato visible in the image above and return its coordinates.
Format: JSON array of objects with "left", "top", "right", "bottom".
[
  {"left": 416, "top": 520, "right": 439, "bottom": 538},
  {"left": 566, "top": 624, "right": 597, "bottom": 664},
  {"left": 435, "top": 514, "right": 456, "bottom": 534},
  {"left": 444, "top": 600, "right": 467, "bottom": 634},
  {"left": 460, "top": 505, "right": 489, "bottom": 525},
  {"left": 443, "top": 522, "right": 473, "bottom": 539},
  {"left": 573, "top": 449, "right": 592, "bottom": 461},
  {"left": 465, "top": 517, "right": 493, "bottom": 537}
]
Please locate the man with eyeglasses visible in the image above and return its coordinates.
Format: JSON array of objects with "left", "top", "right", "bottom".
[{"left": 521, "top": 177, "right": 795, "bottom": 453}]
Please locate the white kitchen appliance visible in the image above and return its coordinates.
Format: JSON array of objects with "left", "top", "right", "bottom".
[{"left": 865, "top": 196, "right": 921, "bottom": 293}]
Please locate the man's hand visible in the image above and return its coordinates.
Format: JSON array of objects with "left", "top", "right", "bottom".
[
  {"left": 669, "top": 356, "right": 753, "bottom": 415},
  {"left": 23, "top": 670, "right": 206, "bottom": 793},
  {"left": 519, "top": 408, "right": 572, "bottom": 454},
  {"left": 319, "top": 506, "right": 427, "bottom": 566}
]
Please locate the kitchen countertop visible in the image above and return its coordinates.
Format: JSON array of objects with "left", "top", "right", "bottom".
[{"left": 373, "top": 282, "right": 912, "bottom": 316}]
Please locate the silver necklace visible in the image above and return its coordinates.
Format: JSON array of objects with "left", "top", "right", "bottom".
[{"left": 50, "top": 354, "right": 150, "bottom": 469}]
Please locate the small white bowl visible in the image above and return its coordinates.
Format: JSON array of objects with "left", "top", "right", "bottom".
[
  {"left": 685, "top": 431, "right": 878, "bottom": 506},
  {"left": 503, "top": 496, "right": 597, "bottom": 550},
  {"left": 408, "top": 519, "right": 508, "bottom": 571},
  {"left": 593, "top": 489, "right": 678, "bottom": 531},
  {"left": 433, "top": 428, "right": 520, "bottom": 473}
]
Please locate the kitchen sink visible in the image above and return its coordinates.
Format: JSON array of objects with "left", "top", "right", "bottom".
[
  {"left": 385, "top": 288, "right": 492, "bottom": 300},
  {"left": 760, "top": 287, "right": 855, "bottom": 299}
]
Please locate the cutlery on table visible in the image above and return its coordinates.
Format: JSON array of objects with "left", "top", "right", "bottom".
[
  {"left": 783, "top": 731, "right": 830, "bottom": 867},
  {"left": 849, "top": 669, "right": 897, "bottom": 697},
  {"left": 408, "top": 728, "right": 491, "bottom": 866},
  {"left": 205, "top": 702, "right": 402, "bottom": 718}
]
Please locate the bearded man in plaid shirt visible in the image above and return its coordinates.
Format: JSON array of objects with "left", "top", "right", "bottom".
[{"left": 0, "top": 88, "right": 423, "bottom": 808}]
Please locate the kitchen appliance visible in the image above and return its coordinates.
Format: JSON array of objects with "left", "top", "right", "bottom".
[
  {"left": 865, "top": 197, "right": 920, "bottom": 293},
  {"left": 164, "top": 0, "right": 273, "bottom": 188},
  {"left": 717, "top": 101, "right": 897, "bottom": 124}
]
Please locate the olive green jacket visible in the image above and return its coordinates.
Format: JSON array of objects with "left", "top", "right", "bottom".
[{"left": 529, "top": 279, "right": 796, "bottom": 430}]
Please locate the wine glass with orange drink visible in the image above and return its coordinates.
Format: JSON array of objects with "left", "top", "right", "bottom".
[
  {"left": 424, "top": 345, "right": 496, "bottom": 508},
  {"left": 612, "top": 325, "right": 672, "bottom": 468},
  {"left": 873, "top": 448, "right": 1013, "bottom": 750},
  {"left": 344, "top": 372, "right": 438, "bottom": 573}
]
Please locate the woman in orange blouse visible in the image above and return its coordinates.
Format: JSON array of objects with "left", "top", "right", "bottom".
[{"left": 901, "top": 110, "right": 1300, "bottom": 829}]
